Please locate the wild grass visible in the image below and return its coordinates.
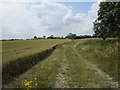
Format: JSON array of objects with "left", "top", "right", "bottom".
[
  {"left": 64, "top": 43, "right": 113, "bottom": 88},
  {"left": 5, "top": 46, "right": 63, "bottom": 88},
  {"left": 75, "top": 39, "right": 118, "bottom": 81}
]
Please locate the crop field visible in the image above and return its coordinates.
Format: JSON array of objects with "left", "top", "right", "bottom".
[
  {"left": 2, "top": 39, "right": 70, "bottom": 64},
  {"left": 2, "top": 38, "right": 119, "bottom": 88}
]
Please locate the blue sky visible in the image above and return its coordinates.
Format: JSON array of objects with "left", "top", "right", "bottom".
[
  {"left": 0, "top": 1, "right": 99, "bottom": 39},
  {"left": 60, "top": 2, "right": 94, "bottom": 14}
]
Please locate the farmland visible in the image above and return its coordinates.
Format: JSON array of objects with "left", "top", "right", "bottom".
[
  {"left": 1, "top": 1, "right": 120, "bottom": 89},
  {"left": 2, "top": 39, "right": 70, "bottom": 85},
  {"left": 2, "top": 39, "right": 70, "bottom": 64},
  {"left": 3, "top": 38, "right": 119, "bottom": 88}
]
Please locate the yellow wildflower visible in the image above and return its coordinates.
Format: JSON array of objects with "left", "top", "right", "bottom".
[{"left": 24, "top": 80, "right": 33, "bottom": 88}]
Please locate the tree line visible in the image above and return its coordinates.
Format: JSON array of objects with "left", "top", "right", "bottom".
[{"left": 33, "top": 33, "right": 97, "bottom": 40}]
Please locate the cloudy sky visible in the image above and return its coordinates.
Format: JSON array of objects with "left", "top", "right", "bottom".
[{"left": 0, "top": 0, "right": 101, "bottom": 39}]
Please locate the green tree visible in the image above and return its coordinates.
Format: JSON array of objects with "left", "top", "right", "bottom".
[
  {"left": 93, "top": 2, "right": 120, "bottom": 40},
  {"left": 34, "top": 36, "right": 37, "bottom": 39},
  {"left": 66, "top": 33, "right": 77, "bottom": 39},
  {"left": 43, "top": 35, "right": 46, "bottom": 39}
]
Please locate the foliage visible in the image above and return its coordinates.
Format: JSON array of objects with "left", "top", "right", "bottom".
[
  {"left": 47, "top": 35, "right": 54, "bottom": 39},
  {"left": 43, "top": 35, "right": 46, "bottom": 39},
  {"left": 75, "top": 35, "right": 92, "bottom": 39},
  {"left": 93, "top": 2, "right": 120, "bottom": 40},
  {"left": 65, "top": 33, "right": 93, "bottom": 39},
  {"left": 34, "top": 36, "right": 37, "bottom": 39},
  {"left": 65, "top": 33, "right": 77, "bottom": 39}
]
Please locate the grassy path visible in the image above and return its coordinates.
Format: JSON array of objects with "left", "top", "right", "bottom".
[
  {"left": 72, "top": 44, "right": 118, "bottom": 88},
  {"left": 54, "top": 41, "right": 118, "bottom": 88},
  {"left": 4, "top": 39, "right": 119, "bottom": 88},
  {"left": 54, "top": 45, "right": 70, "bottom": 88}
]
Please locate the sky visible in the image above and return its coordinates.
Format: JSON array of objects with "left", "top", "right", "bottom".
[{"left": 0, "top": 0, "right": 101, "bottom": 39}]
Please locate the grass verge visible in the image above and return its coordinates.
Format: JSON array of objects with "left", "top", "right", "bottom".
[
  {"left": 75, "top": 39, "right": 118, "bottom": 81},
  {"left": 64, "top": 43, "right": 114, "bottom": 88}
]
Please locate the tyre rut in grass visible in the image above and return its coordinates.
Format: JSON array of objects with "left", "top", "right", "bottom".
[{"left": 54, "top": 45, "right": 70, "bottom": 88}]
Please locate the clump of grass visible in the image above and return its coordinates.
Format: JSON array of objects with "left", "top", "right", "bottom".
[{"left": 76, "top": 39, "right": 118, "bottom": 81}]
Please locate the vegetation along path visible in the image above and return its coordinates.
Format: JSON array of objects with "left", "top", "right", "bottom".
[
  {"left": 54, "top": 39, "right": 118, "bottom": 88},
  {"left": 72, "top": 45, "right": 118, "bottom": 88},
  {"left": 54, "top": 45, "right": 70, "bottom": 88},
  {"left": 5, "top": 39, "right": 119, "bottom": 88}
]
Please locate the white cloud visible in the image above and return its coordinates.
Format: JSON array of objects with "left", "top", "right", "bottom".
[
  {"left": 62, "top": 2, "right": 99, "bottom": 35},
  {"left": 0, "top": 1, "right": 99, "bottom": 39}
]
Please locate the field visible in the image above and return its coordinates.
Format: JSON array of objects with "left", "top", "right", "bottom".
[
  {"left": 2, "top": 39, "right": 70, "bottom": 64},
  {"left": 2, "top": 38, "right": 119, "bottom": 88},
  {"left": 2, "top": 39, "right": 70, "bottom": 85}
]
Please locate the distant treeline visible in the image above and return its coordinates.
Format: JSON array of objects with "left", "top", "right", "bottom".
[
  {"left": 2, "top": 33, "right": 101, "bottom": 41},
  {"left": 2, "top": 39, "right": 24, "bottom": 41},
  {"left": 33, "top": 35, "right": 64, "bottom": 39},
  {"left": 33, "top": 33, "right": 99, "bottom": 40},
  {"left": 66, "top": 33, "right": 102, "bottom": 39}
]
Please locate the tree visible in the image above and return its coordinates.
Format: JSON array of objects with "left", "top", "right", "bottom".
[
  {"left": 61, "top": 36, "right": 64, "bottom": 39},
  {"left": 34, "top": 36, "right": 37, "bottom": 39},
  {"left": 93, "top": 2, "right": 120, "bottom": 40},
  {"left": 47, "top": 35, "right": 54, "bottom": 39},
  {"left": 43, "top": 35, "right": 46, "bottom": 39},
  {"left": 65, "top": 33, "right": 77, "bottom": 39},
  {"left": 50, "top": 35, "right": 54, "bottom": 39}
]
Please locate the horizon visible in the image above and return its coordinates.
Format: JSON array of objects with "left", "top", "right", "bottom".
[{"left": 2, "top": 34, "right": 95, "bottom": 40}]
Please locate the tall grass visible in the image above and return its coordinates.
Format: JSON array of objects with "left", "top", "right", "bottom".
[{"left": 76, "top": 39, "right": 118, "bottom": 81}]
